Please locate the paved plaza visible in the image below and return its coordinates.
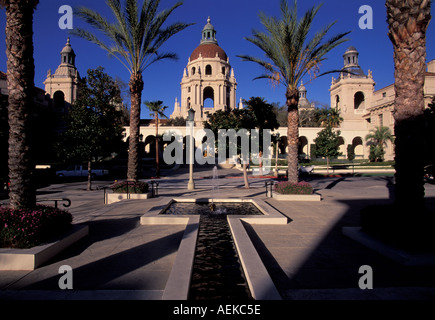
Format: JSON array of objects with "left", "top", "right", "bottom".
[{"left": 1, "top": 165, "right": 435, "bottom": 301}]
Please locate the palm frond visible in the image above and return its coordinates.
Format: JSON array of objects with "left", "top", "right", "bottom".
[
  {"left": 238, "top": 0, "right": 350, "bottom": 91},
  {"left": 72, "top": 0, "right": 192, "bottom": 75}
]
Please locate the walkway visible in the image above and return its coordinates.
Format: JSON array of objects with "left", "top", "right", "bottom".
[{"left": 1, "top": 165, "right": 435, "bottom": 302}]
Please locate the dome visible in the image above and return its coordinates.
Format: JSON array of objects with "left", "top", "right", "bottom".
[
  {"left": 61, "top": 37, "right": 74, "bottom": 54},
  {"left": 189, "top": 17, "right": 228, "bottom": 61},
  {"left": 190, "top": 43, "right": 228, "bottom": 61},
  {"left": 202, "top": 17, "right": 214, "bottom": 31},
  {"left": 345, "top": 46, "right": 358, "bottom": 53}
]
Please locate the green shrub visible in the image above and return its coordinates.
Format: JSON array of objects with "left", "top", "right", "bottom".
[
  {"left": 0, "top": 205, "right": 72, "bottom": 249},
  {"left": 274, "top": 181, "right": 313, "bottom": 195},
  {"left": 110, "top": 180, "right": 149, "bottom": 194},
  {"left": 369, "top": 144, "right": 385, "bottom": 162}
]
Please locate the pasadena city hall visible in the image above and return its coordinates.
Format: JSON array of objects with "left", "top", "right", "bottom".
[{"left": 18, "top": 17, "right": 435, "bottom": 162}]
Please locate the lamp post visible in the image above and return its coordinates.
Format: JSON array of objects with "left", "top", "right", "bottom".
[{"left": 187, "top": 108, "right": 195, "bottom": 190}]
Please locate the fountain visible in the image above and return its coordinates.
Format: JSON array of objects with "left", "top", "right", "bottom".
[
  {"left": 141, "top": 197, "right": 287, "bottom": 300},
  {"left": 210, "top": 166, "right": 219, "bottom": 212},
  {"left": 160, "top": 200, "right": 262, "bottom": 299}
]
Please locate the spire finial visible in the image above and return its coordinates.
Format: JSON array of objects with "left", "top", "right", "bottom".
[{"left": 207, "top": 16, "right": 211, "bottom": 24}]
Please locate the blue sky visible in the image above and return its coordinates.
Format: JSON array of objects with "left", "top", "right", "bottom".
[{"left": 1, "top": 0, "right": 435, "bottom": 119}]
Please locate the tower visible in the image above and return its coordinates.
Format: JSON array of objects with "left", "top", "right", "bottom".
[
  {"left": 329, "top": 46, "right": 375, "bottom": 130},
  {"left": 171, "top": 17, "right": 237, "bottom": 123},
  {"left": 298, "top": 81, "right": 313, "bottom": 110},
  {"left": 44, "top": 37, "right": 80, "bottom": 110}
]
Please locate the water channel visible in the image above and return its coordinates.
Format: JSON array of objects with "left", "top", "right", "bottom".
[{"left": 162, "top": 202, "right": 262, "bottom": 300}]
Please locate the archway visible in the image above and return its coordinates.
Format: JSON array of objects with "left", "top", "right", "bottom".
[
  {"left": 338, "top": 136, "right": 346, "bottom": 158},
  {"left": 53, "top": 91, "right": 65, "bottom": 111},
  {"left": 298, "top": 136, "right": 309, "bottom": 160},
  {"left": 144, "top": 135, "right": 155, "bottom": 155},
  {"left": 352, "top": 136, "right": 364, "bottom": 158},
  {"left": 203, "top": 86, "right": 214, "bottom": 109},
  {"left": 354, "top": 92, "right": 365, "bottom": 110},
  {"left": 279, "top": 136, "right": 288, "bottom": 154}
]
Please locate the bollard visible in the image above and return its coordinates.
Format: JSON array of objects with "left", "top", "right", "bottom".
[{"left": 265, "top": 181, "right": 274, "bottom": 198}]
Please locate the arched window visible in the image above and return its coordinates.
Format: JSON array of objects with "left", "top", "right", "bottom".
[
  {"left": 335, "top": 95, "right": 340, "bottom": 110},
  {"left": 205, "top": 65, "right": 212, "bottom": 75},
  {"left": 352, "top": 137, "right": 363, "bottom": 157},
  {"left": 191, "top": 67, "right": 196, "bottom": 76},
  {"left": 222, "top": 67, "right": 226, "bottom": 75},
  {"left": 53, "top": 91, "right": 65, "bottom": 111},
  {"left": 354, "top": 92, "right": 365, "bottom": 110},
  {"left": 203, "top": 87, "right": 214, "bottom": 108}
]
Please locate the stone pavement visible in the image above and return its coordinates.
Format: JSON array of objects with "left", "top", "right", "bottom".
[{"left": 1, "top": 165, "right": 435, "bottom": 301}]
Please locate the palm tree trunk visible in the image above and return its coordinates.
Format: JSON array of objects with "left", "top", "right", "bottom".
[
  {"left": 127, "top": 72, "right": 144, "bottom": 181},
  {"left": 155, "top": 112, "right": 160, "bottom": 178},
  {"left": 87, "top": 160, "right": 92, "bottom": 191},
  {"left": 286, "top": 87, "right": 300, "bottom": 183},
  {"left": 387, "top": 0, "right": 431, "bottom": 209},
  {"left": 6, "top": 0, "right": 38, "bottom": 209}
]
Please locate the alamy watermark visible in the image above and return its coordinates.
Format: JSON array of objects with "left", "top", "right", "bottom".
[
  {"left": 358, "top": 265, "right": 373, "bottom": 290},
  {"left": 163, "top": 125, "right": 272, "bottom": 175},
  {"left": 57, "top": 4, "right": 374, "bottom": 31},
  {"left": 359, "top": 5, "right": 373, "bottom": 30},
  {"left": 59, "top": 5, "right": 73, "bottom": 30},
  {"left": 58, "top": 265, "right": 73, "bottom": 290}
]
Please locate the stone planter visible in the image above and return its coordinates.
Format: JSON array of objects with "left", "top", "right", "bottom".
[
  {"left": 0, "top": 224, "right": 89, "bottom": 270},
  {"left": 105, "top": 192, "right": 152, "bottom": 204},
  {"left": 272, "top": 191, "right": 321, "bottom": 201}
]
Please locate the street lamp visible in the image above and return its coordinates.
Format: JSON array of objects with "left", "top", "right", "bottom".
[{"left": 187, "top": 108, "right": 195, "bottom": 190}]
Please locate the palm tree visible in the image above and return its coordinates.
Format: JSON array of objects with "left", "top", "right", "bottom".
[
  {"left": 386, "top": 0, "right": 431, "bottom": 208},
  {"left": 238, "top": 0, "right": 349, "bottom": 183},
  {"left": 1, "top": 0, "right": 39, "bottom": 209},
  {"left": 71, "top": 0, "right": 192, "bottom": 181},
  {"left": 365, "top": 126, "right": 394, "bottom": 162},
  {"left": 318, "top": 107, "right": 343, "bottom": 128},
  {"left": 145, "top": 100, "right": 167, "bottom": 178}
]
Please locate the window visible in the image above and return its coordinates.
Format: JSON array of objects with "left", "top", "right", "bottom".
[
  {"left": 379, "top": 114, "right": 383, "bottom": 127},
  {"left": 222, "top": 67, "right": 226, "bottom": 75},
  {"left": 53, "top": 91, "right": 65, "bottom": 112},
  {"left": 354, "top": 92, "right": 365, "bottom": 110},
  {"left": 191, "top": 67, "right": 196, "bottom": 75},
  {"left": 382, "top": 92, "right": 387, "bottom": 98},
  {"left": 205, "top": 65, "right": 212, "bottom": 75}
]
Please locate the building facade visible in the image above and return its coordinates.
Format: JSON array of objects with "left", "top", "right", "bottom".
[
  {"left": 170, "top": 18, "right": 239, "bottom": 124},
  {"left": 15, "top": 28, "right": 434, "bottom": 163}
]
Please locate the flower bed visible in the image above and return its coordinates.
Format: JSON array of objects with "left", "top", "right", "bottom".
[
  {"left": 272, "top": 181, "right": 321, "bottom": 201},
  {"left": 274, "top": 181, "right": 313, "bottom": 195},
  {"left": 110, "top": 180, "right": 149, "bottom": 194},
  {"left": 0, "top": 205, "right": 72, "bottom": 249}
]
